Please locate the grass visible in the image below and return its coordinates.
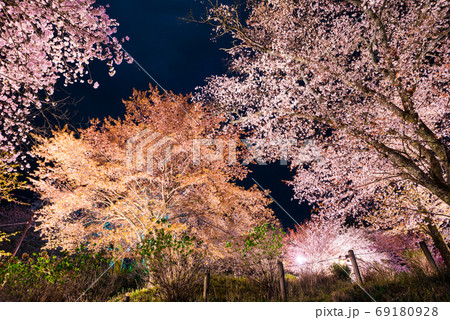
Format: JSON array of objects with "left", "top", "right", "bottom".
[
  {"left": 288, "top": 272, "right": 450, "bottom": 302},
  {"left": 109, "top": 288, "right": 160, "bottom": 302},
  {"left": 109, "top": 271, "right": 450, "bottom": 302}
]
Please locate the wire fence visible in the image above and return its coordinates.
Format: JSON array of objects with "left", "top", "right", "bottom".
[{"left": 293, "top": 247, "right": 415, "bottom": 267}]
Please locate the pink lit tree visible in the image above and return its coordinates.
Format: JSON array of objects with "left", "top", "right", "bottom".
[
  {"left": 199, "top": 0, "right": 450, "bottom": 267},
  {"left": 0, "top": 0, "right": 131, "bottom": 174},
  {"left": 284, "top": 217, "right": 389, "bottom": 275}
]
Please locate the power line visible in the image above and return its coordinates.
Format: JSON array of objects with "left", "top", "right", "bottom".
[
  {"left": 113, "top": 37, "right": 201, "bottom": 126},
  {"left": 251, "top": 178, "right": 303, "bottom": 228}
]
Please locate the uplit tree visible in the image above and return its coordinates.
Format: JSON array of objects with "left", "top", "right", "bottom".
[
  {"left": 32, "top": 86, "right": 275, "bottom": 256},
  {"left": 199, "top": 0, "right": 450, "bottom": 267},
  {"left": 0, "top": 0, "right": 131, "bottom": 173},
  {"left": 0, "top": 154, "right": 25, "bottom": 202},
  {"left": 284, "top": 217, "right": 389, "bottom": 275}
]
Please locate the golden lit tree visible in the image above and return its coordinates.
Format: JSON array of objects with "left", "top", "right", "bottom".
[
  {"left": 0, "top": 153, "right": 25, "bottom": 202},
  {"left": 32, "top": 86, "right": 275, "bottom": 257}
]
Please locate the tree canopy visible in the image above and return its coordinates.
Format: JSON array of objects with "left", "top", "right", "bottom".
[
  {"left": 198, "top": 0, "right": 449, "bottom": 266},
  {"left": 32, "top": 86, "right": 276, "bottom": 256},
  {"left": 0, "top": 0, "right": 131, "bottom": 173}
]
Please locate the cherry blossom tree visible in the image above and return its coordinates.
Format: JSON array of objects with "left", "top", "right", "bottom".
[
  {"left": 0, "top": 0, "right": 131, "bottom": 173},
  {"left": 284, "top": 217, "right": 389, "bottom": 275},
  {"left": 198, "top": 0, "right": 450, "bottom": 267},
  {"left": 32, "top": 86, "right": 276, "bottom": 257}
]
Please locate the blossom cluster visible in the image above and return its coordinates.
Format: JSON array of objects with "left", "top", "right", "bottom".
[
  {"left": 0, "top": 0, "right": 132, "bottom": 170},
  {"left": 199, "top": 0, "right": 450, "bottom": 233}
]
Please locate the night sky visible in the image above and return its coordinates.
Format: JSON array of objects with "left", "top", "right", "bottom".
[{"left": 63, "top": 0, "right": 311, "bottom": 229}]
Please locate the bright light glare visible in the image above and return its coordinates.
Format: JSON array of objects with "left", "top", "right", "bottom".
[{"left": 296, "top": 255, "right": 307, "bottom": 265}]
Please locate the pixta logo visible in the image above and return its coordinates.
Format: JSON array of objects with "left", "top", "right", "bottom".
[
  {"left": 126, "top": 129, "right": 173, "bottom": 175},
  {"left": 127, "top": 128, "right": 321, "bottom": 173}
]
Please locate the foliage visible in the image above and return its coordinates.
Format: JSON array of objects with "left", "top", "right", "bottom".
[
  {"left": 109, "top": 287, "right": 159, "bottom": 302},
  {"left": 401, "top": 248, "right": 444, "bottom": 275},
  {"left": 0, "top": 247, "right": 137, "bottom": 301},
  {"left": 0, "top": 0, "right": 131, "bottom": 170},
  {"left": 0, "top": 231, "right": 17, "bottom": 258},
  {"left": 229, "top": 223, "right": 284, "bottom": 261},
  {"left": 330, "top": 263, "right": 351, "bottom": 281},
  {"left": 199, "top": 0, "right": 450, "bottom": 261},
  {"left": 0, "top": 154, "right": 26, "bottom": 202},
  {"left": 32, "top": 86, "right": 276, "bottom": 255},
  {"left": 284, "top": 217, "right": 390, "bottom": 275},
  {"left": 137, "top": 223, "right": 204, "bottom": 301},
  {"left": 225, "top": 223, "right": 284, "bottom": 298}
]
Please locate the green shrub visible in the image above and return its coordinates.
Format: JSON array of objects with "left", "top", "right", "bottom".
[
  {"left": 402, "top": 248, "right": 439, "bottom": 275},
  {"left": 330, "top": 263, "right": 351, "bottom": 280},
  {"left": 0, "top": 247, "right": 137, "bottom": 301},
  {"left": 137, "top": 224, "right": 204, "bottom": 301},
  {"left": 226, "top": 223, "right": 284, "bottom": 299},
  {"left": 0, "top": 231, "right": 18, "bottom": 258}
]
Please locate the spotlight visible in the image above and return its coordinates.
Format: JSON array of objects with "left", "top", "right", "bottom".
[
  {"left": 296, "top": 255, "right": 307, "bottom": 265},
  {"left": 338, "top": 255, "right": 347, "bottom": 266}
]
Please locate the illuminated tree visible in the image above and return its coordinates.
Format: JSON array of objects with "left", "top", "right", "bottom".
[
  {"left": 32, "top": 86, "right": 275, "bottom": 256},
  {"left": 0, "top": 154, "right": 25, "bottom": 202},
  {"left": 0, "top": 0, "right": 131, "bottom": 171},
  {"left": 199, "top": 0, "right": 450, "bottom": 267},
  {"left": 284, "top": 217, "right": 389, "bottom": 275},
  {"left": 368, "top": 182, "right": 449, "bottom": 263}
]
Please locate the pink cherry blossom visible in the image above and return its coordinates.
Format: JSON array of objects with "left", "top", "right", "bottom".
[
  {"left": 198, "top": 0, "right": 450, "bottom": 265},
  {"left": 0, "top": 0, "right": 131, "bottom": 170}
]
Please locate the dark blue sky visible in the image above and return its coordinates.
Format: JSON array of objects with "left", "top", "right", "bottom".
[
  {"left": 68, "top": 0, "right": 229, "bottom": 120},
  {"left": 64, "top": 0, "right": 311, "bottom": 229}
]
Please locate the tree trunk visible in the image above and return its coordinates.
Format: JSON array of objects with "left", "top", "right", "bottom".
[{"left": 424, "top": 217, "right": 450, "bottom": 271}]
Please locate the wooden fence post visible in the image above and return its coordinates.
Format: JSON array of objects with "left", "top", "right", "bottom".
[
  {"left": 348, "top": 250, "right": 363, "bottom": 285},
  {"left": 419, "top": 241, "right": 441, "bottom": 276},
  {"left": 203, "top": 272, "right": 210, "bottom": 302},
  {"left": 277, "top": 260, "right": 287, "bottom": 302}
]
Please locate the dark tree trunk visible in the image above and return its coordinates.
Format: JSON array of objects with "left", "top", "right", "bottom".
[{"left": 424, "top": 217, "right": 450, "bottom": 271}]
